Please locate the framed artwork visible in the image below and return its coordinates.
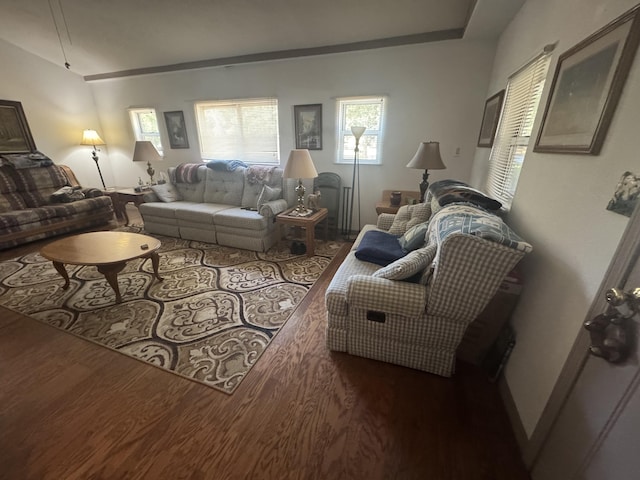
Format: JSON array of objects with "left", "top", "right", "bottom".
[
  {"left": 607, "top": 171, "right": 640, "bottom": 217},
  {"left": 164, "top": 110, "right": 189, "bottom": 149},
  {"left": 0, "top": 100, "right": 36, "bottom": 153},
  {"left": 534, "top": 5, "right": 640, "bottom": 154},
  {"left": 477, "top": 90, "right": 505, "bottom": 148},
  {"left": 294, "top": 104, "right": 322, "bottom": 150}
]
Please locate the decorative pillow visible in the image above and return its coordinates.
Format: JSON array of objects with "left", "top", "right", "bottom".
[
  {"left": 388, "top": 202, "right": 431, "bottom": 235},
  {"left": 256, "top": 185, "right": 282, "bottom": 209},
  {"left": 354, "top": 230, "right": 406, "bottom": 266},
  {"left": 50, "top": 186, "right": 85, "bottom": 203},
  {"left": 399, "top": 221, "right": 429, "bottom": 252},
  {"left": 373, "top": 244, "right": 437, "bottom": 281},
  {"left": 151, "top": 182, "right": 182, "bottom": 202}
]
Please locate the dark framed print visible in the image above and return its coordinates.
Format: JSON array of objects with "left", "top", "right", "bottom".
[
  {"left": 534, "top": 5, "right": 640, "bottom": 154},
  {"left": 0, "top": 100, "right": 36, "bottom": 153},
  {"left": 164, "top": 110, "right": 189, "bottom": 149},
  {"left": 294, "top": 104, "right": 322, "bottom": 150},
  {"left": 477, "top": 90, "right": 505, "bottom": 148}
]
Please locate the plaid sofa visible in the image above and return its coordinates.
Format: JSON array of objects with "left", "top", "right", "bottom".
[
  {"left": 140, "top": 164, "right": 291, "bottom": 252},
  {"left": 0, "top": 164, "right": 114, "bottom": 250},
  {"left": 325, "top": 202, "right": 529, "bottom": 377}
]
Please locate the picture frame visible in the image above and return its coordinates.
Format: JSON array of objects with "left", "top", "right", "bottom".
[
  {"left": 164, "top": 110, "right": 189, "bottom": 149},
  {"left": 477, "top": 90, "right": 505, "bottom": 148},
  {"left": 0, "top": 100, "right": 36, "bottom": 153},
  {"left": 294, "top": 104, "right": 322, "bottom": 150},
  {"left": 534, "top": 5, "right": 640, "bottom": 154}
]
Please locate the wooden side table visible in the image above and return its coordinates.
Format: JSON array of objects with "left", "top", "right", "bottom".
[
  {"left": 103, "top": 188, "right": 148, "bottom": 225},
  {"left": 276, "top": 207, "right": 328, "bottom": 256},
  {"left": 376, "top": 189, "right": 421, "bottom": 215}
]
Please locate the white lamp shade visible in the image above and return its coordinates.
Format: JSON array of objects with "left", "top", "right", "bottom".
[
  {"left": 283, "top": 149, "right": 318, "bottom": 179},
  {"left": 132, "top": 141, "right": 162, "bottom": 163},
  {"left": 351, "top": 126, "right": 366, "bottom": 140},
  {"left": 81, "top": 129, "right": 105, "bottom": 146},
  {"left": 406, "top": 141, "right": 446, "bottom": 170}
]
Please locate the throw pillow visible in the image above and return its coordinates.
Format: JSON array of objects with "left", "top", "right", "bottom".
[
  {"left": 373, "top": 244, "right": 437, "bottom": 281},
  {"left": 151, "top": 182, "right": 182, "bottom": 203},
  {"left": 50, "top": 186, "right": 84, "bottom": 203},
  {"left": 354, "top": 230, "right": 406, "bottom": 266},
  {"left": 388, "top": 202, "right": 431, "bottom": 235},
  {"left": 256, "top": 184, "right": 282, "bottom": 209},
  {"left": 399, "top": 221, "right": 429, "bottom": 252}
]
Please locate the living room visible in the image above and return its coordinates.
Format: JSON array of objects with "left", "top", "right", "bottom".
[{"left": 1, "top": 0, "right": 639, "bottom": 478}]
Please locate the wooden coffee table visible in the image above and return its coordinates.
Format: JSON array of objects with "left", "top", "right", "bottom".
[
  {"left": 40, "top": 231, "right": 163, "bottom": 303},
  {"left": 276, "top": 207, "right": 328, "bottom": 256}
]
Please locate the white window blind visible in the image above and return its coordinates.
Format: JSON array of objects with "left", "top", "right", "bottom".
[
  {"left": 195, "top": 98, "right": 279, "bottom": 164},
  {"left": 129, "top": 108, "right": 163, "bottom": 155},
  {"left": 336, "top": 96, "right": 386, "bottom": 164},
  {"left": 485, "top": 52, "right": 551, "bottom": 207}
]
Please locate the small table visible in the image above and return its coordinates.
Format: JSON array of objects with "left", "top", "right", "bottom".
[
  {"left": 375, "top": 189, "right": 421, "bottom": 215},
  {"left": 40, "top": 231, "right": 163, "bottom": 304},
  {"left": 276, "top": 207, "right": 328, "bottom": 257},
  {"left": 103, "top": 188, "right": 148, "bottom": 225}
]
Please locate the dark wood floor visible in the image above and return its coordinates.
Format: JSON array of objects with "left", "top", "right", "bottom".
[{"left": 0, "top": 208, "right": 530, "bottom": 480}]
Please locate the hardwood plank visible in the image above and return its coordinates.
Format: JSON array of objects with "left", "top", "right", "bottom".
[{"left": 0, "top": 215, "right": 530, "bottom": 479}]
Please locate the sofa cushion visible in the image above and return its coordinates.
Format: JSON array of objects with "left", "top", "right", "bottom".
[
  {"left": 175, "top": 203, "right": 233, "bottom": 224},
  {"left": 257, "top": 185, "right": 282, "bottom": 209},
  {"left": 241, "top": 166, "right": 283, "bottom": 208},
  {"left": 354, "top": 230, "right": 406, "bottom": 266},
  {"left": 399, "top": 221, "right": 429, "bottom": 252},
  {"left": 50, "top": 186, "right": 85, "bottom": 203},
  {"left": 213, "top": 207, "right": 269, "bottom": 231},
  {"left": 203, "top": 167, "right": 244, "bottom": 205},
  {"left": 15, "top": 165, "right": 69, "bottom": 207},
  {"left": 373, "top": 244, "right": 437, "bottom": 281},
  {"left": 0, "top": 192, "right": 27, "bottom": 213},
  {"left": 151, "top": 182, "right": 182, "bottom": 202},
  {"left": 388, "top": 202, "right": 431, "bottom": 235}
]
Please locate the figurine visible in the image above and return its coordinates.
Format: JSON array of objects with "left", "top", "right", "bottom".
[{"left": 307, "top": 190, "right": 321, "bottom": 210}]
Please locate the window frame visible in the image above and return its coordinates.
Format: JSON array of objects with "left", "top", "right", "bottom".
[
  {"left": 194, "top": 97, "right": 280, "bottom": 165},
  {"left": 484, "top": 52, "right": 552, "bottom": 209},
  {"left": 128, "top": 107, "right": 163, "bottom": 156},
  {"left": 336, "top": 96, "right": 386, "bottom": 165}
]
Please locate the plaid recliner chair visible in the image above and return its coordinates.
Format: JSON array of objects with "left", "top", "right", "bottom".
[{"left": 325, "top": 199, "right": 531, "bottom": 377}]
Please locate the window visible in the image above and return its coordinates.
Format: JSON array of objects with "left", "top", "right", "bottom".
[
  {"left": 336, "top": 96, "right": 386, "bottom": 164},
  {"left": 195, "top": 98, "right": 279, "bottom": 164},
  {"left": 129, "top": 108, "right": 163, "bottom": 155},
  {"left": 485, "top": 52, "right": 551, "bottom": 208}
]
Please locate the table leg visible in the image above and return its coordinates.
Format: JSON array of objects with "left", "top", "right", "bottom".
[
  {"left": 305, "top": 225, "right": 315, "bottom": 257},
  {"left": 97, "top": 262, "right": 127, "bottom": 303},
  {"left": 146, "top": 251, "right": 164, "bottom": 282},
  {"left": 52, "top": 261, "right": 70, "bottom": 290}
]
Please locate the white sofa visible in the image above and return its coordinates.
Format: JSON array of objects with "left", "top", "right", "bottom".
[{"left": 139, "top": 164, "right": 291, "bottom": 252}]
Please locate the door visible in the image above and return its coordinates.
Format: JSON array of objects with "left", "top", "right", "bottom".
[{"left": 531, "top": 205, "right": 640, "bottom": 479}]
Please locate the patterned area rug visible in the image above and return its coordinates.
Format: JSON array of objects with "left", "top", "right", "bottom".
[{"left": 0, "top": 227, "right": 342, "bottom": 394}]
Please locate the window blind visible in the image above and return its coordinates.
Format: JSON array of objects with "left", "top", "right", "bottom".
[
  {"left": 485, "top": 53, "right": 551, "bottom": 207},
  {"left": 195, "top": 98, "right": 279, "bottom": 164}
]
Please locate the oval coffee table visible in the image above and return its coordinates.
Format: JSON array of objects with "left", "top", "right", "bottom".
[{"left": 40, "top": 231, "right": 163, "bottom": 304}]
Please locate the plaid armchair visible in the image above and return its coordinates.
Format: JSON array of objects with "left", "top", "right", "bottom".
[{"left": 326, "top": 203, "right": 530, "bottom": 377}]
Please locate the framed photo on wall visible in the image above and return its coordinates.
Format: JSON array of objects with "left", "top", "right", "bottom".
[
  {"left": 534, "top": 5, "right": 640, "bottom": 154},
  {"left": 294, "top": 104, "right": 322, "bottom": 150},
  {"left": 0, "top": 100, "right": 36, "bottom": 153},
  {"left": 477, "top": 90, "right": 505, "bottom": 148},
  {"left": 164, "top": 110, "right": 189, "bottom": 149}
]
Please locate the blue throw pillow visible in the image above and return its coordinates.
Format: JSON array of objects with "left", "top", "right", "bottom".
[
  {"left": 399, "top": 222, "right": 429, "bottom": 252},
  {"left": 355, "top": 230, "right": 406, "bottom": 266}
]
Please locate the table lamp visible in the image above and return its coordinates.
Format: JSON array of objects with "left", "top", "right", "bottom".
[
  {"left": 406, "top": 141, "right": 446, "bottom": 202},
  {"left": 132, "top": 141, "right": 162, "bottom": 184},
  {"left": 283, "top": 149, "right": 318, "bottom": 215},
  {"left": 81, "top": 129, "right": 106, "bottom": 189}
]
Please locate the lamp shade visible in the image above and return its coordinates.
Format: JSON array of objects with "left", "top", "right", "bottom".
[
  {"left": 351, "top": 126, "right": 366, "bottom": 140},
  {"left": 132, "top": 141, "right": 162, "bottom": 163},
  {"left": 283, "top": 149, "right": 318, "bottom": 179},
  {"left": 406, "top": 141, "right": 446, "bottom": 170},
  {"left": 81, "top": 129, "right": 105, "bottom": 146}
]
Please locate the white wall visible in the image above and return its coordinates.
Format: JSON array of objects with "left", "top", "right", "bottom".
[
  {"left": 0, "top": 39, "right": 109, "bottom": 187},
  {"left": 471, "top": 0, "right": 638, "bottom": 437},
  {"left": 88, "top": 40, "right": 496, "bottom": 227}
]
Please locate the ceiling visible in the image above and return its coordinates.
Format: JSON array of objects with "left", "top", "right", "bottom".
[{"left": 0, "top": 0, "right": 524, "bottom": 80}]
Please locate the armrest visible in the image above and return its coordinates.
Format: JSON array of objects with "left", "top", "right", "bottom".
[
  {"left": 347, "top": 275, "right": 427, "bottom": 318},
  {"left": 259, "top": 198, "right": 288, "bottom": 217},
  {"left": 143, "top": 191, "right": 160, "bottom": 202},
  {"left": 376, "top": 213, "right": 395, "bottom": 231}
]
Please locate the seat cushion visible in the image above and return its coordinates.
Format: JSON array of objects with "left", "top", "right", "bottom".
[{"left": 213, "top": 207, "right": 269, "bottom": 231}]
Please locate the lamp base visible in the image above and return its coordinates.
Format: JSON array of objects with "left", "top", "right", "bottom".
[
  {"left": 419, "top": 169, "right": 430, "bottom": 203},
  {"left": 147, "top": 161, "right": 155, "bottom": 184},
  {"left": 293, "top": 179, "right": 309, "bottom": 215}
]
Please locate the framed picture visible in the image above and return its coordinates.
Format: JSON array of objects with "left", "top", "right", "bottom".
[
  {"left": 164, "top": 110, "right": 189, "bottom": 149},
  {"left": 534, "top": 6, "right": 640, "bottom": 154},
  {"left": 294, "top": 104, "right": 322, "bottom": 150},
  {"left": 0, "top": 100, "right": 36, "bottom": 153},
  {"left": 477, "top": 90, "right": 505, "bottom": 148}
]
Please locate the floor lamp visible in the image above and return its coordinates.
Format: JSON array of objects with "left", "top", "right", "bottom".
[
  {"left": 81, "top": 129, "right": 107, "bottom": 189},
  {"left": 347, "top": 126, "right": 366, "bottom": 240}
]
